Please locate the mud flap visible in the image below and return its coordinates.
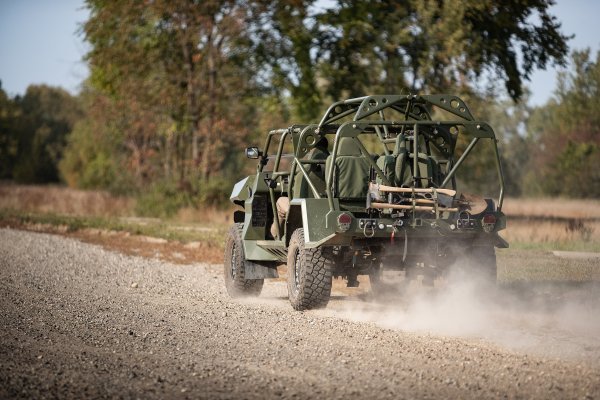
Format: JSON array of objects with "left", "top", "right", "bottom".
[
  {"left": 244, "top": 260, "right": 279, "bottom": 279},
  {"left": 494, "top": 234, "right": 509, "bottom": 249}
]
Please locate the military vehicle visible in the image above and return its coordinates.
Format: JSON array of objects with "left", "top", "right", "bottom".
[{"left": 224, "top": 94, "right": 508, "bottom": 310}]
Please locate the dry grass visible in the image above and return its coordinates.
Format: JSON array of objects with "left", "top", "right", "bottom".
[
  {"left": 0, "top": 182, "right": 235, "bottom": 224},
  {"left": 503, "top": 220, "right": 599, "bottom": 251},
  {"left": 0, "top": 182, "right": 134, "bottom": 217},
  {"left": 1, "top": 184, "right": 599, "bottom": 251},
  {"left": 174, "top": 206, "right": 233, "bottom": 226},
  {"left": 501, "top": 198, "right": 600, "bottom": 250},
  {"left": 497, "top": 248, "right": 600, "bottom": 282},
  {"left": 502, "top": 197, "right": 600, "bottom": 219},
  {"left": 0, "top": 183, "right": 231, "bottom": 262},
  {"left": 1, "top": 184, "right": 598, "bottom": 282}
]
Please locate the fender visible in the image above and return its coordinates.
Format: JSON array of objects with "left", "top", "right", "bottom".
[{"left": 286, "top": 198, "right": 342, "bottom": 248}]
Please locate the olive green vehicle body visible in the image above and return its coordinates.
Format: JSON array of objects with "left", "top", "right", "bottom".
[{"left": 229, "top": 94, "right": 508, "bottom": 284}]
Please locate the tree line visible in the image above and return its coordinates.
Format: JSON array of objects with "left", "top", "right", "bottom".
[{"left": 1, "top": 0, "right": 598, "bottom": 215}]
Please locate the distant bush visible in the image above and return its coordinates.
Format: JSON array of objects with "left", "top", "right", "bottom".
[
  {"left": 135, "top": 181, "right": 197, "bottom": 218},
  {"left": 59, "top": 96, "right": 135, "bottom": 196},
  {"left": 134, "top": 177, "right": 233, "bottom": 218},
  {"left": 198, "top": 177, "right": 231, "bottom": 207}
]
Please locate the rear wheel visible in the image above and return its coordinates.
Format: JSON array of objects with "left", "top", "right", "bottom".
[
  {"left": 460, "top": 245, "right": 497, "bottom": 283},
  {"left": 368, "top": 265, "right": 387, "bottom": 299},
  {"left": 472, "top": 245, "right": 497, "bottom": 282},
  {"left": 369, "top": 265, "right": 409, "bottom": 300},
  {"left": 223, "top": 223, "right": 264, "bottom": 297},
  {"left": 287, "top": 228, "right": 332, "bottom": 310}
]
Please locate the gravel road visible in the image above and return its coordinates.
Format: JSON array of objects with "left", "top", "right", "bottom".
[{"left": 1, "top": 228, "right": 599, "bottom": 399}]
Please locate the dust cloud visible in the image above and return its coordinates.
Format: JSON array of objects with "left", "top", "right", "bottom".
[{"left": 325, "top": 268, "right": 600, "bottom": 365}]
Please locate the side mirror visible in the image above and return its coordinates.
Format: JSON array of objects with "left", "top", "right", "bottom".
[{"left": 245, "top": 147, "right": 261, "bottom": 159}]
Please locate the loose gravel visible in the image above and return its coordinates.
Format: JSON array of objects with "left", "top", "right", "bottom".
[{"left": 1, "top": 228, "right": 598, "bottom": 399}]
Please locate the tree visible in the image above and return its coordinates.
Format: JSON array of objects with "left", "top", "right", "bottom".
[
  {"left": 0, "top": 82, "right": 21, "bottom": 179},
  {"left": 316, "top": 0, "right": 570, "bottom": 102},
  {"left": 83, "top": 0, "right": 259, "bottom": 186},
  {"left": 0, "top": 84, "right": 82, "bottom": 183},
  {"left": 525, "top": 49, "right": 600, "bottom": 198},
  {"left": 72, "top": 0, "right": 574, "bottom": 210},
  {"left": 60, "top": 87, "right": 134, "bottom": 192},
  {"left": 253, "top": 0, "right": 322, "bottom": 121}
]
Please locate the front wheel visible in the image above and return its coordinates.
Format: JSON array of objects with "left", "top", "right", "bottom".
[
  {"left": 287, "top": 228, "right": 332, "bottom": 310},
  {"left": 223, "top": 223, "right": 264, "bottom": 297}
]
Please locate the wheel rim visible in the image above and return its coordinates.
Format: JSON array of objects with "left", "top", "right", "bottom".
[
  {"left": 230, "top": 241, "right": 238, "bottom": 280},
  {"left": 293, "top": 247, "right": 301, "bottom": 293}
]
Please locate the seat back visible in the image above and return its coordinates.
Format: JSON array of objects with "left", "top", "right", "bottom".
[
  {"left": 395, "top": 150, "right": 443, "bottom": 187},
  {"left": 292, "top": 148, "right": 328, "bottom": 198},
  {"left": 326, "top": 138, "right": 372, "bottom": 200},
  {"left": 376, "top": 154, "right": 396, "bottom": 185}
]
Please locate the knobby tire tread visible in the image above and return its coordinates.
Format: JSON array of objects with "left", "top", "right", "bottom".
[
  {"left": 223, "top": 223, "right": 264, "bottom": 297},
  {"left": 287, "top": 228, "right": 332, "bottom": 310}
]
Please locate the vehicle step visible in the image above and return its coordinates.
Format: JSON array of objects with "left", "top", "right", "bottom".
[{"left": 256, "top": 240, "right": 286, "bottom": 248}]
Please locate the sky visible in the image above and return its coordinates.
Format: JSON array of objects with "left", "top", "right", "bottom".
[
  {"left": 0, "top": 0, "right": 599, "bottom": 106},
  {"left": 0, "top": 0, "right": 89, "bottom": 96}
]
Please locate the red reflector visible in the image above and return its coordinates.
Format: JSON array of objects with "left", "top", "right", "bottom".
[
  {"left": 338, "top": 213, "right": 352, "bottom": 225},
  {"left": 483, "top": 214, "right": 496, "bottom": 224}
]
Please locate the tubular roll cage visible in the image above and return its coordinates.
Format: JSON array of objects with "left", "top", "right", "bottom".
[{"left": 259, "top": 95, "right": 505, "bottom": 235}]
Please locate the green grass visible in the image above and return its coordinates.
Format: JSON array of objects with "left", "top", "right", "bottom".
[{"left": 0, "top": 208, "right": 228, "bottom": 247}]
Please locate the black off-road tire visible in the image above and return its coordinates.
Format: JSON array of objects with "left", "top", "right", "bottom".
[
  {"left": 463, "top": 245, "right": 497, "bottom": 284},
  {"left": 369, "top": 266, "right": 409, "bottom": 300},
  {"left": 368, "top": 266, "right": 387, "bottom": 299},
  {"left": 287, "top": 228, "right": 332, "bottom": 310},
  {"left": 223, "top": 223, "right": 264, "bottom": 297}
]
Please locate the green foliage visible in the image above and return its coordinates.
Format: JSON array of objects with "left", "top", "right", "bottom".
[
  {"left": 314, "top": 0, "right": 569, "bottom": 102},
  {"left": 0, "top": 83, "right": 21, "bottom": 178},
  {"left": 0, "top": 84, "right": 82, "bottom": 183},
  {"left": 454, "top": 135, "right": 500, "bottom": 198},
  {"left": 60, "top": 121, "right": 119, "bottom": 191},
  {"left": 80, "top": 152, "right": 118, "bottom": 189},
  {"left": 2, "top": 0, "right": 576, "bottom": 216},
  {"left": 525, "top": 49, "right": 600, "bottom": 198},
  {"left": 83, "top": 0, "right": 259, "bottom": 185},
  {"left": 465, "top": 93, "right": 534, "bottom": 197},
  {"left": 198, "top": 177, "right": 231, "bottom": 207},
  {"left": 135, "top": 181, "right": 197, "bottom": 218},
  {"left": 543, "top": 141, "right": 600, "bottom": 198},
  {"left": 252, "top": 0, "right": 569, "bottom": 124},
  {"left": 59, "top": 88, "right": 135, "bottom": 194},
  {"left": 254, "top": 1, "right": 322, "bottom": 121},
  {"left": 135, "top": 176, "right": 232, "bottom": 218}
]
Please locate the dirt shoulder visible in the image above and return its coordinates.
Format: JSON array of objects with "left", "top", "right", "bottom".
[
  {"left": 1, "top": 228, "right": 598, "bottom": 399},
  {"left": 0, "top": 218, "right": 224, "bottom": 264}
]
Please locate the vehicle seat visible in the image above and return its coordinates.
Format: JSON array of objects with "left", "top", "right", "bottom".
[
  {"left": 326, "top": 137, "right": 371, "bottom": 199},
  {"left": 395, "top": 150, "right": 442, "bottom": 187},
  {"left": 376, "top": 154, "right": 396, "bottom": 185},
  {"left": 292, "top": 147, "right": 329, "bottom": 198}
]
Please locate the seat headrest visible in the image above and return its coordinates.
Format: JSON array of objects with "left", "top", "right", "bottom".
[{"left": 338, "top": 138, "right": 362, "bottom": 157}]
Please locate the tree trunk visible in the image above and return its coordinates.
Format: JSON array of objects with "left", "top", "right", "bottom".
[{"left": 201, "top": 21, "right": 217, "bottom": 182}]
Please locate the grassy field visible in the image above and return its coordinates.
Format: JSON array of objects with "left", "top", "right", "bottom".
[
  {"left": 500, "top": 198, "right": 599, "bottom": 252},
  {"left": 0, "top": 183, "right": 231, "bottom": 263},
  {"left": 1, "top": 183, "right": 599, "bottom": 264}
]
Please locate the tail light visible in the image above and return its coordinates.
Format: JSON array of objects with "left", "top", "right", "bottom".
[
  {"left": 482, "top": 214, "right": 496, "bottom": 233},
  {"left": 337, "top": 213, "right": 352, "bottom": 232}
]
